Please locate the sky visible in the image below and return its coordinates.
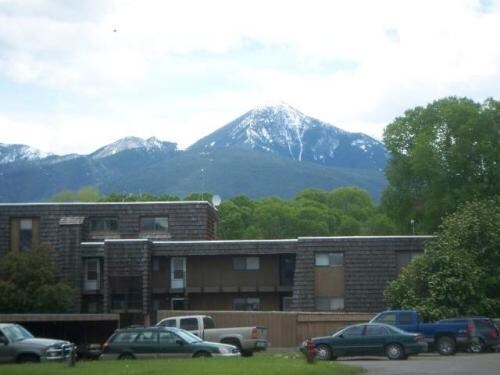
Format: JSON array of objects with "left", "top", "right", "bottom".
[{"left": 0, "top": 0, "right": 499, "bottom": 155}]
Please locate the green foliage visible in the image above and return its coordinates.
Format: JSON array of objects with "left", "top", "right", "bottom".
[
  {"left": 217, "top": 187, "right": 397, "bottom": 239},
  {"left": 96, "top": 187, "right": 397, "bottom": 239},
  {"left": 51, "top": 186, "right": 102, "bottom": 202},
  {"left": 385, "top": 197, "right": 500, "bottom": 320},
  {"left": 382, "top": 97, "right": 500, "bottom": 233},
  {"left": 0, "top": 245, "right": 73, "bottom": 313}
]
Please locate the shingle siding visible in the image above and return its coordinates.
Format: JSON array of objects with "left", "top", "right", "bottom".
[{"left": 0, "top": 203, "right": 432, "bottom": 314}]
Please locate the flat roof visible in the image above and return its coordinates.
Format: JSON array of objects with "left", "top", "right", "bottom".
[
  {"left": 0, "top": 314, "right": 120, "bottom": 322},
  {"left": 0, "top": 201, "right": 212, "bottom": 206}
]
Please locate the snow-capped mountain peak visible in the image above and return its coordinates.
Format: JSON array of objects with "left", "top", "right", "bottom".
[
  {"left": 0, "top": 143, "right": 51, "bottom": 164},
  {"left": 189, "top": 104, "right": 387, "bottom": 169},
  {"left": 90, "top": 136, "right": 176, "bottom": 159}
]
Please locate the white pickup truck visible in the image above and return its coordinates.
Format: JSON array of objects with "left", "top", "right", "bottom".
[{"left": 156, "top": 315, "right": 268, "bottom": 356}]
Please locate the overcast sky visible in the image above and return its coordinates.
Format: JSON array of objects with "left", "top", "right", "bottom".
[{"left": 1, "top": 0, "right": 499, "bottom": 155}]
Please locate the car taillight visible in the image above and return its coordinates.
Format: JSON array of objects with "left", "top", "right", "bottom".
[
  {"left": 490, "top": 329, "right": 498, "bottom": 338},
  {"left": 415, "top": 335, "right": 425, "bottom": 342},
  {"left": 467, "top": 322, "right": 475, "bottom": 335},
  {"left": 102, "top": 342, "right": 108, "bottom": 350},
  {"left": 251, "top": 328, "right": 258, "bottom": 339}
]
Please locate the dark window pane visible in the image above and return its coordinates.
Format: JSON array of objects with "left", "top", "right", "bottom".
[
  {"left": 399, "top": 312, "right": 414, "bottom": 324},
  {"left": 365, "top": 325, "right": 388, "bottom": 336},
  {"left": 180, "top": 318, "right": 198, "bottom": 331},
  {"left": 203, "top": 317, "right": 215, "bottom": 329},
  {"left": 233, "top": 257, "right": 246, "bottom": 270},
  {"left": 140, "top": 217, "right": 168, "bottom": 231},
  {"left": 90, "top": 217, "right": 118, "bottom": 232},
  {"left": 19, "top": 219, "right": 33, "bottom": 251},
  {"left": 342, "top": 325, "right": 364, "bottom": 337}
]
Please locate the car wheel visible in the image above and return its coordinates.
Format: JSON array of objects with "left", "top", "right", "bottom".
[
  {"left": 316, "top": 344, "right": 332, "bottom": 360},
  {"left": 17, "top": 354, "right": 40, "bottom": 363},
  {"left": 118, "top": 352, "right": 135, "bottom": 360},
  {"left": 436, "top": 336, "right": 456, "bottom": 356},
  {"left": 194, "top": 351, "right": 211, "bottom": 358},
  {"left": 470, "top": 338, "right": 486, "bottom": 353},
  {"left": 385, "top": 343, "right": 404, "bottom": 360}
]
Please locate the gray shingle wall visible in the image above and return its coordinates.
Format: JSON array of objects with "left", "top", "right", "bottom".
[
  {"left": 0, "top": 202, "right": 217, "bottom": 259},
  {"left": 295, "top": 237, "right": 432, "bottom": 312}
]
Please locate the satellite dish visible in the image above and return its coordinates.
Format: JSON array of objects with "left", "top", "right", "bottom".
[{"left": 211, "top": 194, "right": 222, "bottom": 207}]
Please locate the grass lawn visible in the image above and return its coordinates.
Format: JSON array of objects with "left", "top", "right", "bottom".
[{"left": 0, "top": 353, "right": 363, "bottom": 375}]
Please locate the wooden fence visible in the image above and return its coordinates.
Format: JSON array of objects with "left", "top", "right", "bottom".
[{"left": 157, "top": 310, "right": 374, "bottom": 347}]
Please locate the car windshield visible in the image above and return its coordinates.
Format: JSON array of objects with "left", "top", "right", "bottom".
[
  {"left": 3, "top": 325, "right": 34, "bottom": 342},
  {"left": 174, "top": 329, "right": 202, "bottom": 344}
]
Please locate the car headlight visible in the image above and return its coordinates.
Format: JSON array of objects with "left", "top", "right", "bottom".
[{"left": 218, "top": 347, "right": 230, "bottom": 354}]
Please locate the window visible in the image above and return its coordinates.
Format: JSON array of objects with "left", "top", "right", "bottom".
[
  {"left": 341, "top": 325, "right": 365, "bottom": 337},
  {"left": 282, "top": 296, "right": 293, "bottom": 311},
  {"left": 233, "top": 257, "right": 259, "bottom": 271},
  {"left": 365, "top": 325, "right": 389, "bottom": 336},
  {"left": 111, "top": 331, "right": 139, "bottom": 343},
  {"left": 84, "top": 258, "right": 100, "bottom": 291},
  {"left": 135, "top": 330, "right": 157, "bottom": 342},
  {"left": 110, "top": 276, "right": 142, "bottom": 311},
  {"left": 315, "top": 297, "right": 344, "bottom": 311},
  {"left": 90, "top": 217, "right": 118, "bottom": 232},
  {"left": 10, "top": 218, "right": 39, "bottom": 252},
  {"left": 180, "top": 318, "right": 198, "bottom": 331},
  {"left": 279, "top": 254, "right": 295, "bottom": 286},
  {"left": 374, "top": 312, "right": 397, "bottom": 324},
  {"left": 233, "top": 298, "right": 260, "bottom": 311},
  {"left": 140, "top": 217, "right": 168, "bottom": 231},
  {"left": 203, "top": 317, "right": 215, "bottom": 329},
  {"left": 159, "top": 331, "right": 177, "bottom": 344},
  {"left": 399, "top": 312, "right": 414, "bottom": 324},
  {"left": 315, "top": 253, "right": 343, "bottom": 267},
  {"left": 160, "top": 319, "right": 176, "bottom": 327}
]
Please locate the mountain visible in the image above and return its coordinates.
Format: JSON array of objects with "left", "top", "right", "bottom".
[
  {"left": 90, "top": 136, "right": 177, "bottom": 159},
  {"left": 0, "top": 106, "right": 388, "bottom": 202},
  {"left": 0, "top": 143, "right": 51, "bottom": 164},
  {"left": 190, "top": 103, "right": 387, "bottom": 170}
]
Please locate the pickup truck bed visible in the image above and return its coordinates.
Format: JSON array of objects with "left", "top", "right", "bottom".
[{"left": 370, "top": 310, "right": 471, "bottom": 355}]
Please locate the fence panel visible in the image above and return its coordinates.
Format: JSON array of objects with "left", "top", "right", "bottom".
[{"left": 158, "top": 310, "right": 373, "bottom": 347}]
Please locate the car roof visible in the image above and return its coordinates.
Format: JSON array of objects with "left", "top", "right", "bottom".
[{"left": 115, "top": 326, "right": 181, "bottom": 333}]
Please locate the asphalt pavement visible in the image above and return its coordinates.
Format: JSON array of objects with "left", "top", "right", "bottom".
[{"left": 342, "top": 352, "right": 500, "bottom": 375}]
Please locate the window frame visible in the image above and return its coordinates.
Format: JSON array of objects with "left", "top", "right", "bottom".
[
  {"left": 233, "top": 256, "right": 260, "bottom": 271},
  {"left": 140, "top": 216, "right": 169, "bottom": 232},
  {"left": 315, "top": 252, "right": 344, "bottom": 267},
  {"left": 89, "top": 217, "right": 119, "bottom": 233}
]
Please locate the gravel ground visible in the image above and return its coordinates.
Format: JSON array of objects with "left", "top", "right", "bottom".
[{"left": 342, "top": 352, "right": 500, "bottom": 375}]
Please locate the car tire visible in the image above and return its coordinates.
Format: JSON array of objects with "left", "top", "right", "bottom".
[
  {"left": 194, "top": 351, "right": 211, "bottom": 358},
  {"left": 470, "top": 338, "right": 486, "bottom": 353},
  {"left": 385, "top": 343, "right": 404, "bottom": 360},
  {"left": 118, "top": 352, "right": 135, "bottom": 360},
  {"left": 436, "top": 336, "right": 456, "bottom": 356},
  {"left": 17, "top": 354, "right": 40, "bottom": 363},
  {"left": 316, "top": 344, "right": 333, "bottom": 361}
]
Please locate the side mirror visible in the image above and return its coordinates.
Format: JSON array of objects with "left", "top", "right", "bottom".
[
  {"left": 338, "top": 334, "right": 344, "bottom": 339},
  {"left": 0, "top": 337, "right": 8, "bottom": 345},
  {"left": 176, "top": 339, "right": 184, "bottom": 346}
]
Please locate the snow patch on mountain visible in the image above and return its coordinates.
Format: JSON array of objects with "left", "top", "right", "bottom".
[
  {"left": 0, "top": 143, "right": 51, "bottom": 164},
  {"left": 90, "top": 136, "right": 175, "bottom": 159}
]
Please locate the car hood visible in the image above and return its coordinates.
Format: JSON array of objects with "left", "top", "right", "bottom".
[{"left": 16, "top": 338, "right": 71, "bottom": 348}]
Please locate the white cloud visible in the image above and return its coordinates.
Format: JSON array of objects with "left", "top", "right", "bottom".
[{"left": 0, "top": 0, "right": 499, "bottom": 153}]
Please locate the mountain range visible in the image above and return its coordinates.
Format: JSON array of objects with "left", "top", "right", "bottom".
[{"left": 0, "top": 104, "right": 388, "bottom": 202}]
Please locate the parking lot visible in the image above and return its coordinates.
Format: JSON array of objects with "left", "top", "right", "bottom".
[{"left": 343, "top": 352, "right": 500, "bottom": 375}]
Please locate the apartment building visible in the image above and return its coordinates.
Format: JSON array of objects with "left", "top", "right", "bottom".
[{"left": 0, "top": 202, "right": 430, "bottom": 321}]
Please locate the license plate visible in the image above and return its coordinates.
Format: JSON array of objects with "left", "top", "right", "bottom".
[{"left": 256, "top": 342, "right": 267, "bottom": 348}]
